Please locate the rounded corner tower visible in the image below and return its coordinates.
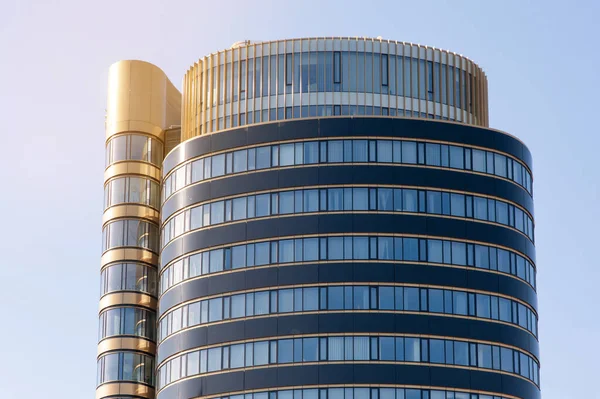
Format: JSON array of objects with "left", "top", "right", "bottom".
[{"left": 98, "top": 38, "right": 539, "bottom": 399}]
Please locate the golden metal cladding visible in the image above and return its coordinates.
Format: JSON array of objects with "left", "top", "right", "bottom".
[
  {"left": 96, "top": 382, "right": 154, "bottom": 399},
  {"left": 99, "top": 292, "right": 157, "bottom": 313},
  {"left": 106, "top": 60, "right": 181, "bottom": 141},
  {"left": 102, "top": 204, "right": 160, "bottom": 226},
  {"left": 104, "top": 161, "right": 161, "bottom": 182},
  {"left": 97, "top": 337, "right": 156, "bottom": 357},
  {"left": 100, "top": 248, "right": 158, "bottom": 269}
]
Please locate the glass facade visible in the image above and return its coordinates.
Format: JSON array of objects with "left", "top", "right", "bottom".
[
  {"left": 99, "top": 40, "right": 540, "bottom": 399},
  {"left": 156, "top": 118, "right": 538, "bottom": 399},
  {"left": 181, "top": 38, "right": 488, "bottom": 140}
]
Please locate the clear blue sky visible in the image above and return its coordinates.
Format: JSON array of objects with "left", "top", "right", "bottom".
[{"left": 0, "top": 0, "right": 597, "bottom": 397}]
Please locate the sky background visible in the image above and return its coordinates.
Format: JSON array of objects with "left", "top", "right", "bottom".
[{"left": 0, "top": 0, "right": 598, "bottom": 397}]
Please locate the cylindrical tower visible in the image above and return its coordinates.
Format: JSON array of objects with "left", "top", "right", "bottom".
[
  {"left": 155, "top": 38, "right": 538, "bottom": 399},
  {"left": 97, "top": 60, "right": 181, "bottom": 399},
  {"left": 181, "top": 37, "right": 488, "bottom": 141}
]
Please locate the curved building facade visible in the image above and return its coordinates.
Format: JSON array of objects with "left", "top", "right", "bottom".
[
  {"left": 98, "top": 60, "right": 181, "bottom": 399},
  {"left": 98, "top": 38, "right": 539, "bottom": 399}
]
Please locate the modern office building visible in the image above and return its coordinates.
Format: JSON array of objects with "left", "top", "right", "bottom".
[{"left": 98, "top": 38, "right": 540, "bottom": 399}]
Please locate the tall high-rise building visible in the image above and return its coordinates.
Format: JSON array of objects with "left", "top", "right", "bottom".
[{"left": 98, "top": 38, "right": 540, "bottom": 399}]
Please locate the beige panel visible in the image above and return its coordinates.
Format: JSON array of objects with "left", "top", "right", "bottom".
[
  {"left": 96, "top": 382, "right": 154, "bottom": 399},
  {"left": 97, "top": 337, "right": 156, "bottom": 357},
  {"left": 99, "top": 292, "right": 157, "bottom": 312},
  {"left": 104, "top": 161, "right": 161, "bottom": 181},
  {"left": 102, "top": 204, "right": 160, "bottom": 226},
  {"left": 100, "top": 248, "right": 158, "bottom": 268}
]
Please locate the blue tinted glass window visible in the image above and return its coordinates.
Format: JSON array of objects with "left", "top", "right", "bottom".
[
  {"left": 402, "top": 190, "right": 417, "bottom": 212},
  {"left": 430, "top": 339, "right": 445, "bottom": 363},
  {"left": 328, "top": 337, "right": 344, "bottom": 360},
  {"left": 328, "top": 141, "right": 344, "bottom": 162},
  {"left": 280, "top": 144, "right": 294, "bottom": 166},
  {"left": 426, "top": 191, "right": 442, "bottom": 214},
  {"left": 427, "top": 240, "right": 443, "bottom": 263},
  {"left": 429, "top": 289, "right": 444, "bottom": 313},
  {"left": 403, "top": 238, "right": 418, "bottom": 261},
  {"left": 212, "top": 154, "right": 225, "bottom": 177},
  {"left": 497, "top": 249, "right": 510, "bottom": 273},
  {"left": 501, "top": 347, "right": 513, "bottom": 372},
  {"left": 303, "top": 337, "right": 318, "bottom": 361},
  {"left": 278, "top": 339, "right": 293, "bottom": 363},
  {"left": 278, "top": 289, "right": 294, "bottom": 313},
  {"left": 303, "top": 288, "right": 318, "bottom": 311},
  {"left": 328, "top": 189, "right": 343, "bottom": 210},
  {"left": 231, "top": 245, "right": 246, "bottom": 269},
  {"left": 494, "top": 154, "right": 507, "bottom": 177},
  {"left": 377, "top": 141, "right": 393, "bottom": 162},
  {"left": 352, "top": 188, "right": 368, "bottom": 210},
  {"left": 402, "top": 141, "right": 417, "bottom": 164},
  {"left": 405, "top": 338, "right": 420, "bottom": 362},
  {"left": 255, "top": 291, "right": 269, "bottom": 315},
  {"left": 404, "top": 288, "right": 419, "bottom": 311},
  {"left": 256, "top": 146, "right": 271, "bottom": 169},
  {"left": 476, "top": 294, "right": 491, "bottom": 318},
  {"left": 450, "top": 193, "right": 465, "bottom": 217},
  {"left": 304, "top": 190, "right": 318, "bottom": 212},
  {"left": 353, "top": 287, "right": 369, "bottom": 309},
  {"left": 279, "top": 191, "right": 294, "bottom": 214},
  {"left": 474, "top": 197, "right": 487, "bottom": 220},
  {"left": 425, "top": 143, "right": 441, "bottom": 166},
  {"left": 376, "top": 237, "right": 392, "bottom": 260},
  {"left": 478, "top": 344, "right": 492, "bottom": 368},
  {"left": 255, "top": 242, "right": 269, "bottom": 265},
  {"left": 255, "top": 194, "right": 270, "bottom": 217},
  {"left": 328, "top": 287, "right": 344, "bottom": 310},
  {"left": 454, "top": 341, "right": 469, "bottom": 365},
  {"left": 379, "top": 337, "right": 395, "bottom": 361},
  {"left": 328, "top": 237, "right": 343, "bottom": 260},
  {"left": 231, "top": 294, "right": 245, "bottom": 318},
  {"left": 352, "top": 140, "right": 368, "bottom": 162},
  {"left": 453, "top": 291, "right": 467, "bottom": 315},
  {"left": 378, "top": 188, "right": 393, "bottom": 211},
  {"left": 451, "top": 242, "right": 466, "bottom": 265},
  {"left": 475, "top": 245, "right": 489, "bottom": 269},
  {"left": 379, "top": 287, "right": 394, "bottom": 310},
  {"left": 472, "top": 149, "right": 486, "bottom": 172},
  {"left": 304, "top": 142, "right": 318, "bottom": 164},
  {"left": 208, "top": 298, "right": 222, "bottom": 322},
  {"left": 449, "top": 146, "right": 464, "bottom": 169},
  {"left": 233, "top": 150, "right": 247, "bottom": 173}
]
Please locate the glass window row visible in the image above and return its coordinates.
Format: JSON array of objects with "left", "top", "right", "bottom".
[
  {"left": 156, "top": 335, "right": 539, "bottom": 390},
  {"left": 104, "top": 176, "right": 160, "bottom": 210},
  {"left": 96, "top": 351, "right": 154, "bottom": 386},
  {"left": 202, "top": 52, "right": 474, "bottom": 106},
  {"left": 180, "top": 386, "right": 515, "bottom": 399},
  {"left": 105, "top": 134, "right": 163, "bottom": 168},
  {"left": 163, "top": 139, "right": 532, "bottom": 202},
  {"left": 206, "top": 106, "right": 465, "bottom": 133},
  {"left": 99, "top": 262, "right": 158, "bottom": 297},
  {"left": 162, "top": 187, "right": 533, "bottom": 249},
  {"left": 160, "top": 235, "right": 536, "bottom": 296},
  {"left": 193, "top": 47, "right": 485, "bottom": 134},
  {"left": 98, "top": 306, "right": 156, "bottom": 341},
  {"left": 158, "top": 284, "right": 537, "bottom": 343},
  {"left": 101, "top": 219, "right": 159, "bottom": 254}
]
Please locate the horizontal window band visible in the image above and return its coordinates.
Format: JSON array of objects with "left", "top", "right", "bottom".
[
  {"left": 155, "top": 334, "right": 539, "bottom": 391},
  {"left": 157, "top": 382, "right": 528, "bottom": 399},
  {"left": 162, "top": 138, "right": 532, "bottom": 207},
  {"left": 164, "top": 135, "right": 531, "bottom": 179},
  {"left": 159, "top": 233, "right": 536, "bottom": 297},
  {"left": 162, "top": 184, "right": 534, "bottom": 224}
]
